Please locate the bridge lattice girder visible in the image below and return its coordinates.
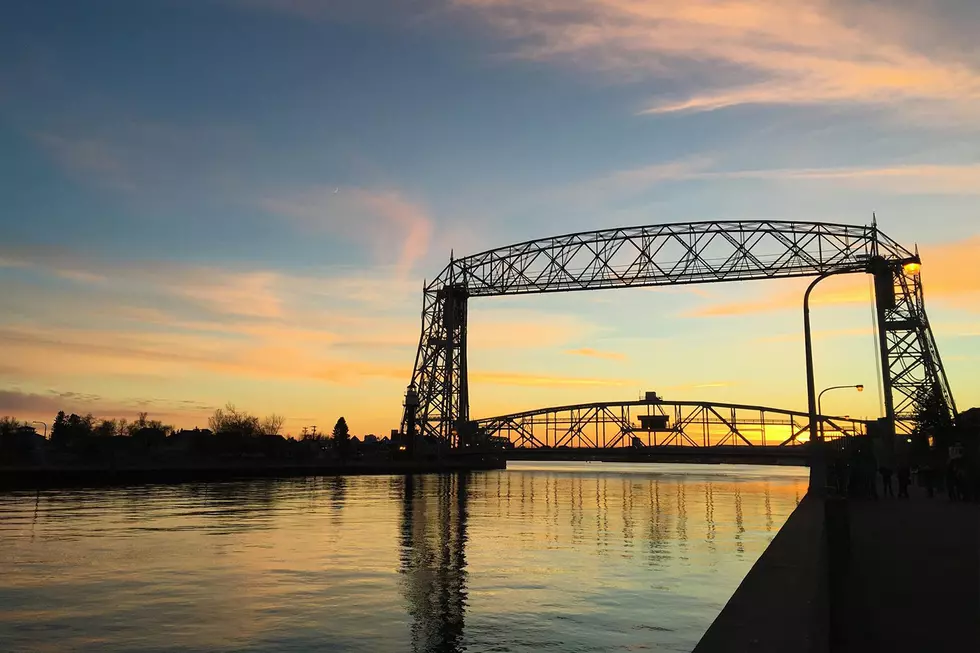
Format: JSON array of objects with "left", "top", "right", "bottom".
[
  {"left": 475, "top": 399, "right": 867, "bottom": 449},
  {"left": 404, "top": 220, "right": 956, "bottom": 444}
]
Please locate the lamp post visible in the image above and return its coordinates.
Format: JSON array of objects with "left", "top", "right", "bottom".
[
  {"left": 804, "top": 268, "right": 862, "bottom": 494},
  {"left": 818, "top": 385, "right": 864, "bottom": 441},
  {"left": 30, "top": 421, "right": 47, "bottom": 439}
]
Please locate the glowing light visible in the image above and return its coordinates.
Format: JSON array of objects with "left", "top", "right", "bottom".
[
  {"left": 856, "top": 385, "right": 864, "bottom": 392},
  {"left": 903, "top": 262, "right": 921, "bottom": 275},
  {"left": 907, "top": 438, "right": 913, "bottom": 443},
  {"left": 398, "top": 445, "right": 406, "bottom": 451}
]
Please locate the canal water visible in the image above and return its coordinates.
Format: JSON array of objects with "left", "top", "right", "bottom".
[{"left": 0, "top": 462, "right": 807, "bottom": 652}]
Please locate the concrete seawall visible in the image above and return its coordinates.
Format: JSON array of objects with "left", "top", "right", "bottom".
[{"left": 694, "top": 494, "right": 830, "bottom": 653}]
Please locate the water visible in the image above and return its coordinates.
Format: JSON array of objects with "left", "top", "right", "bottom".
[{"left": 0, "top": 462, "right": 807, "bottom": 652}]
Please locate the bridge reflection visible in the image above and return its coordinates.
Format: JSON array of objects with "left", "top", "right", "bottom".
[
  {"left": 396, "top": 467, "right": 806, "bottom": 652},
  {"left": 399, "top": 474, "right": 469, "bottom": 653}
]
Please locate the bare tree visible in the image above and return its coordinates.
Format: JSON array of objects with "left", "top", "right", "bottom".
[
  {"left": 0, "top": 416, "right": 23, "bottom": 436},
  {"left": 262, "top": 414, "right": 285, "bottom": 436},
  {"left": 209, "top": 403, "right": 261, "bottom": 437},
  {"left": 208, "top": 407, "right": 226, "bottom": 433}
]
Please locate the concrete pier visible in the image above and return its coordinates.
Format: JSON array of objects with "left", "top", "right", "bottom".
[{"left": 695, "top": 488, "right": 979, "bottom": 652}]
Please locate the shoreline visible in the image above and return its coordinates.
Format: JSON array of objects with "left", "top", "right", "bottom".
[{"left": 0, "top": 456, "right": 507, "bottom": 491}]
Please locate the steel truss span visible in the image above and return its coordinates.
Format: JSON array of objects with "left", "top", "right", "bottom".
[
  {"left": 403, "top": 220, "right": 956, "bottom": 444},
  {"left": 476, "top": 399, "right": 867, "bottom": 449}
]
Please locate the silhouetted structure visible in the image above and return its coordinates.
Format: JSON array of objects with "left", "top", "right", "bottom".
[
  {"left": 476, "top": 397, "right": 866, "bottom": 449},
  {"left": 401, "top": 221, "right": 955, "bottom": 449}
]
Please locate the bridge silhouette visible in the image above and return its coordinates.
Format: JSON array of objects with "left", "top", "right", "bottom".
[{"left": 400, "top": 220, "right": 956, "bottom": 451}]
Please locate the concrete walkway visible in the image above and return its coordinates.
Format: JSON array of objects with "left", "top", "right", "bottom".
[{"left": 840, "top": 488, "right": 979, "bottom": 652}]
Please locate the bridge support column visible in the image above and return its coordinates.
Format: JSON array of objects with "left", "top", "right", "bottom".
[
  {"left": 872, "top": 261, "right": 899, "bottom": 440},
  {"left": 440, "top": 283, "right": 469, "bottom": 448}
]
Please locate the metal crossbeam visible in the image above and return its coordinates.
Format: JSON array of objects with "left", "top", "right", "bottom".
[{"left": 402, "top": 220, "right": 956, "bottom": 445}]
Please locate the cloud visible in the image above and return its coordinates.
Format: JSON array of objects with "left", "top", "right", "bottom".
[
  {"left": 565, "top": 347, "right": 626, "bottom": 361},
  {"left": 917, "top": 236, "right": 980, "bottom": 311},
  {"left": 0, "top": 324, "right": 409, "bottom": 386},
  {"left": 471, "top": 371, "right": 631, "bottom": 387},
  {"left": 0, "top": 246, "right": 431, "bottom": 394},
  {"left": 687, "top": 284, "right": 870, "bottom": 318},
  {"left": 164, "top": 271, "right": 286, "bottom": 319},
  {"left": 259, "top": 186, "right": 434, "bottom": 272},
  {"left": 0, "top": 390, "right": 69, "bottom": 417},
  {"left": 684, "top": 235, "right": 980, "bottom": 318},
  {"left": 0, "top": 389, "right": 217, "bottom": 424},
  {"left": 0, "top": 243, "right": 422, "bottom": 323},
  {"left": 584, "top": 159, "right": 980, "bottom": 198},
  {"left": 469, "top": 309, "right": 599, "bottom": 349},
  {"left": 660, "top": 381, "right": 733, "bottom": 393},
  {"left": 755, "top": 328, "right": 874, "bottom": 344},
  {"left": 453, "top": 0, "right": 980, "bottom": 116},
  {"left": 30, "top": 121, "right": 254, "bottom": 204},
  {"left": 712, "top": 163, "right": 980, "bottom": 195},
  {"left": 33, "top": 132, "right": 135, "bottom": 190}
]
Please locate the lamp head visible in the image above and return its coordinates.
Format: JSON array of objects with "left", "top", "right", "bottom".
[
  {"left": 903, "top": 261, "right": 921, "bottom": 275},
  {"left": 856, "top": 384, "right": 865, "bottom": 392}
]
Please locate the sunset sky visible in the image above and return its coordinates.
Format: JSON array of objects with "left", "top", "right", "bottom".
[{"left": 1, "top": 0, "right": 978, "bottom": 437}]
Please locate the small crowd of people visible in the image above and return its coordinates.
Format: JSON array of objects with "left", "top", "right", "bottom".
[{"left": 830, "top": 439, "right": 979, "bottom": 502}]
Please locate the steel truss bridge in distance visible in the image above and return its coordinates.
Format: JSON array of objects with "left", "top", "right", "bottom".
[
  {"left": 403, "top": 219, "right": 957, "bottom": 447},
  {"left": 474, "top": 397, "right": 867, "bottom": 450}
]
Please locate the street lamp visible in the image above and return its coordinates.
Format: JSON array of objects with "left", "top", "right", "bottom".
[
  {"left": 31, "top": 421, "right": 47, "bottom": 439},
  {"left": 804, "top": 269, "right": 863, "bottom": 443},
  {"left": 803, "top": 267, "right": 864, "bottom": 495},
  {"left": 818, "top": 385, "right": 864, "bottom": 441}
]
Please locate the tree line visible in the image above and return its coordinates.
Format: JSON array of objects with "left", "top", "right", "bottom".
[{"left": 1, "top": 404, "right": 353, "bottom": 445}]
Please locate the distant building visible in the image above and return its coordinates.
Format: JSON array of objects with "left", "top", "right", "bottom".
[
  {"left": 1, "top": 426, "right": 45, "bottom": 464},
  {"left": 132, "top": 426, "right": 167, "bottom": 447},
  {"left": 955, "top": 407, "right": 979, "bottom": 454}
]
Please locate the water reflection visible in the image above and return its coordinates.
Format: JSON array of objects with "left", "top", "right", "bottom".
[
  {"left": 0, "top": 464, "right": 807, "bottom": 653},
  {"left": 469, "top": 465, "right": 804, "bottom": 570},
  {"left": 399, "top": 474, "right": 469, "bottom": 653}
]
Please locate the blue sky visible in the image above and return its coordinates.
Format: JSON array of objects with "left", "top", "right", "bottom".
[{"left": 1, "top": 0, "right": 978, "bottom": 435}]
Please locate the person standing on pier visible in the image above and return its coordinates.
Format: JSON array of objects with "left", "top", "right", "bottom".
[
  {"left": 897, "top": 465, "right": 911, "bottom": 498},
  {"left": 879, "top": 465, "right": 894, "bottom": 497}
]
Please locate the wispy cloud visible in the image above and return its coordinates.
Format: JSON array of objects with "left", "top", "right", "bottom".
[
  {"left": 687, "top": 285, "right": 870, "bottom": 318},
  {"left": 0, "top": 389, "right": 216, "bottom": 424},
  {"left": 454, "top": 0, "right": 980, "bottom": 116},
  {"left": 471, "top": 371, "right": 631, "bottom": 387},
  {"left": 755, "top": 328, "right": 874, "bottom": 344},
  {"left": 164, "top": 271, "right": 286, "bottom": 319},
  {"left": 260, "top": 186, "right": 434, "bottom": 272},
  {"left": 0, "top": 324, "right": 408, "bottom": 385},
  {"left": 581, "top": 158, "right": 980, "bottom": 198},
  {"left": 565, "top": 347, "right": 626, "bottom": 361},
  {"left": 33, "top": 132, "right": 135, "bottom": 191},
  {"left": 469, "top": 310, "right": 599, "bottom": 349},
  {"left": 661, "top": 381, "right": 734, "bottom": 393},
  {"left": 683, "top": 235, "right": 980, "bottom": 318}
]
